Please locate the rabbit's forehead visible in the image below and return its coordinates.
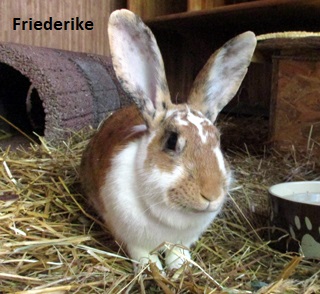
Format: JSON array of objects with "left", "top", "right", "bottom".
[{"left": 167, "top": 108, "right": 218, "bottom": 144}]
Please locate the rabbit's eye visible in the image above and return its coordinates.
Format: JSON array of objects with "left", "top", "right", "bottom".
[{"left": 165, "top": 131, "right": 178, "bottom": 152}]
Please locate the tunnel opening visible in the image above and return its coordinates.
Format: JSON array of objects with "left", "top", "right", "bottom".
[{"left": 0, "top": 63, "right": 45, "bottom": 147}]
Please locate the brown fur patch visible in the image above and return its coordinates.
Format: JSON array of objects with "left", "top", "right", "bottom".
[{"left": 80, "top": 105, "right": 145, "bottom": 214}]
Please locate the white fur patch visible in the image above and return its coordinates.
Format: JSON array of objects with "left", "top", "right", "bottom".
[
  {"left": 132, "top": 124, "right": 147, "bottom": 133},
  {"left": 213, "top": 147, "right": 226, "bottom": 174},
  {"left": 174, "top": 113, "right": 188, "bottom": 126},
  {"left": 186, "top": 111, "right": 210, "bottom": 144},
  {"left": 106, "top": 142, "right": 140, "bottom": 210},
  {"left": 148, "top": 165, "right": 184, "bottom": 192}
]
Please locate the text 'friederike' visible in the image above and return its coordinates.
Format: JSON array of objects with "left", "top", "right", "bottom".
[{"left": 13, "top": 17, "right": 94, "bottom": 31}]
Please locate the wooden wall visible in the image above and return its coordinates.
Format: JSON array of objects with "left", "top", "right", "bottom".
[
  {"left": 270, "top": 57, "right": 320, "bottom": 154},
  {"left": 0, "top": 0, "right": 126, "bottom": 56}
]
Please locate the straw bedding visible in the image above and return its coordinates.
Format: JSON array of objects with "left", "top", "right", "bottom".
[{"left": 0, "top": 116, "right": 320, "bottom": 293}]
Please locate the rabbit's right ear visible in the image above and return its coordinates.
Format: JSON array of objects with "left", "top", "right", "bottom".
[{"left": 108, "top": 9, "right": 172, "bottom": 128}]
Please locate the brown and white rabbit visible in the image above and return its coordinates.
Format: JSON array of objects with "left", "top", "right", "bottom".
[{"left": 80, "top": 9, "right": 256, "bottom": 271}]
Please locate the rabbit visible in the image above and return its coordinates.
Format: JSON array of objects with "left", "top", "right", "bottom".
[{"left": 80, "top": 9, "right": 256, "bottom": 272}]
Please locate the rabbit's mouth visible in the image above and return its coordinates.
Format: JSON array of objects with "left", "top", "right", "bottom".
[{"left": 205, "top": 197, "right": 226, "bottom": 212}]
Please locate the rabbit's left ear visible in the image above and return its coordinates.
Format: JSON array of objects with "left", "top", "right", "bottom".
[
  {"left": 108, "top": 9, "right": 172, "bottom": 127},
  {"left": 188, "top": 31, "right": 256, "bottom": 122}
]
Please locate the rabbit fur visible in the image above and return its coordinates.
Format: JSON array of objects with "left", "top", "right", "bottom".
[{"left": 80, "top": 9, "right": 257, "bottom": 271}]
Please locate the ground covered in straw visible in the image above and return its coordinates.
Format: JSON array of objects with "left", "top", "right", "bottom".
[{"left": 0, "top": 116, "right": 320, "bottom": 293}]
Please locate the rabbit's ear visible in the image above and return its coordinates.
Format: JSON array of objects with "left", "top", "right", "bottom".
[
  {"left": 108, "top": 9, "right": 172, "bottom": 127},
  {"left": 188, "top": 31, "right": 256, "bottom": 123}
]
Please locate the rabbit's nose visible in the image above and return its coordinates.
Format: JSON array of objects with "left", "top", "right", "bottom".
[
  {"left": 200, "top": 189, "right": 221, "bottom": 202},
  {"left": 200, "top": 193, "right": 211, "bottom": 202}
]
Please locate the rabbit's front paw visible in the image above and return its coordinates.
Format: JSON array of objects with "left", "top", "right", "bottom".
[
  {"left": 165, "top": 245, "right": 191, "bottom": 270},
  {"left": 129, "top": 245, "right": 163, "bottom": 274}
]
